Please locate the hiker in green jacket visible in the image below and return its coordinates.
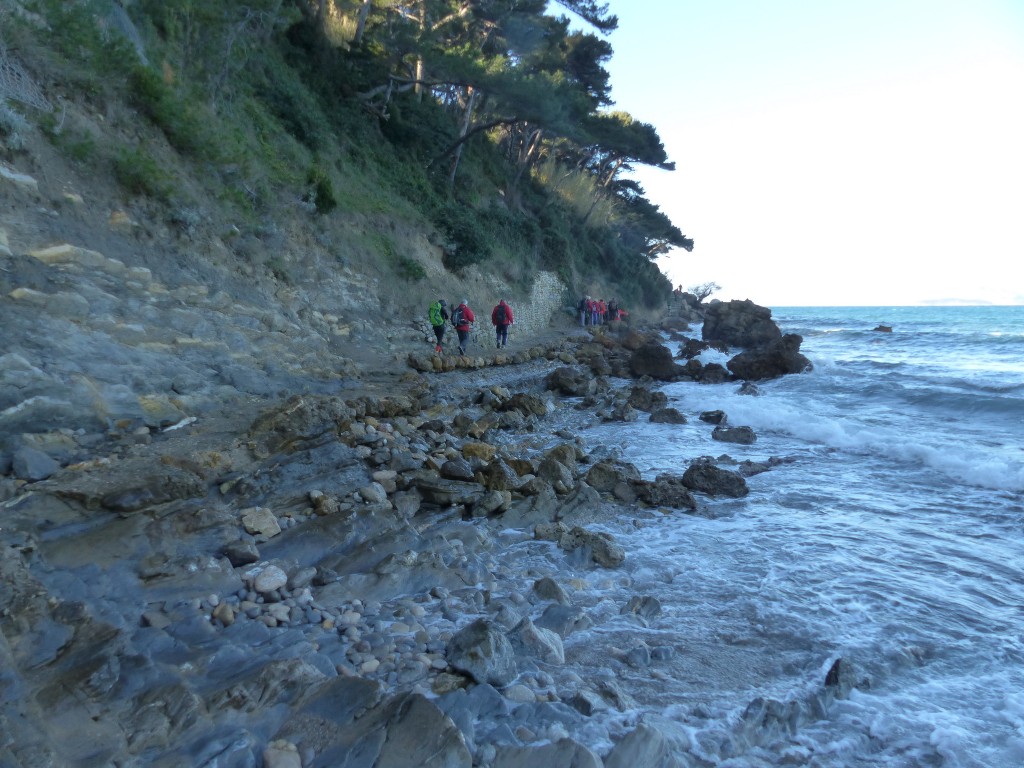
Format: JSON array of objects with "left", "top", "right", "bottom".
[{"left": 428, "top": 298, "right": 449, "bottom": 353}]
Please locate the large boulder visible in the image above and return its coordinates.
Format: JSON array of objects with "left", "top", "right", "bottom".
[
  {"left": 604, "top": 724, "right": 674, "bottom": 768},
  {"left": 633, "top": 475, "right": 697, "bottom": 511},
  {"left": 372, "top": 694, "right": 472, "bottom": 767},
  {"left": 585, "top": 461, "right": 641, "bottom": 493},
  {"left": 440, "top": 457, "right": 476, "bottom": 481},
  {"left": 677, "top": 337, "right": 714, "bottom": 359},
  {"left": 276, "top": 681, "right": 471, "bottom": 768},
  {"left": 510, "top": 617, "right": 565, "bottom": 665},
  {"left": 727, "top": 334, "right": 812, "bottom": 381},
  {"left": 411, "top": 473, "right": 486, "bottom": 506},
  {"left": 676, "top": 291, "right": 706, "bottom": 319},
  {"left": 536, "top": 522, "right": 626, "bottom": 568},
  {"left": 712, "top": 425, "right": 757, "bottom": 445},
  {"left": 649, "top": 407, "right": 686, "bottom": 424},
  {"left": 696, "top": 362, "right": 733, "bottom": 384},
  {"left": 702, "top": 299, "right": 782, "bottom": 348},
  {"left": 479, "top": 458, "right": 524, "bottom": 492},
  {"left": 492, "top": 739, "right": 602, "bottom": 768},
  {"left": 626, "top": 386, "right": 668, "bottom": 412},
  {"left": 682, "top": 460, "right": 749, "bottom": 498},
  {"left": 629, "top": 343, "right": 682, "bottom": 381},
  {"left": 446, "top": 618, "right": 517, "bottom": 686},
  {"left": 497, "top": 392, "right": 549, "bottom": 418},
  {"left": 536, "top": 455, "right": 576, "bottom": 494},
  {"left": 546, "top": 366, "right": 597, "bottom": 397}
]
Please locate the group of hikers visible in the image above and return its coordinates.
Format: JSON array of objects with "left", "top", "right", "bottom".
[
  {"left": 428, "top": 297, "right": 514, "bottom": 356},
  {"left": 577, "top": 295, "right": 626, "bottom": 326},
  {"left": 427, "top": 292, "right": 627, "bottom": 356}
]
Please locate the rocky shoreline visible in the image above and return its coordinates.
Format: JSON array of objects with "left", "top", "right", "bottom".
[{"left": 2, "top": 288, "right": 834, "bottom": 767}]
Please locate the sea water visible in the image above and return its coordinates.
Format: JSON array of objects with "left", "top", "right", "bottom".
[{"left": 580, "top": 305, "right": 1024, "bottom": 767}]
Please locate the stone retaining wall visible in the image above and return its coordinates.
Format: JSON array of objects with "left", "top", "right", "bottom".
[
  {"left": 445, "top": 270, "right": 569, "bottom": 351},
  {"left": 516, "top": 270, "right": 569, "bottom": 334}
]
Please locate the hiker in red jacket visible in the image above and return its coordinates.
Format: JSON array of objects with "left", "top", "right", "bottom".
[
  {"left": 452, "top": 298, "right": 475, "bottom": 355},
  {"left": 491, "top": 299, "right": 514, "bottom": 349}
]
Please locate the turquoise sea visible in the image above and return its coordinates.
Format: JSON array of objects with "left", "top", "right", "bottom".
[{"left": 580, "top": 305, "right": 1024, "bottom": 766}]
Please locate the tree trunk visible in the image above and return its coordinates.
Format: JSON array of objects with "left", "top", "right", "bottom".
[
  {"left": 602, "top": 156, "right": 625, "bottom": 187},
  {"left": 354, "top": 0, "right": 373, "bottom": 44},
  {"left": 506, "top": 126, "right": 543, "bottom": 210},
  {"left": 414, "top": 3, "right": 427, "bottom": 100},
  {"left": 448, "top": 87, "right": 478, "bottom": 189}
]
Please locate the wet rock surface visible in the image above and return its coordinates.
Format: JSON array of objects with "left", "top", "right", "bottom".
[{"left": 2, "top": 253, "right": 813, "bottom": 766}]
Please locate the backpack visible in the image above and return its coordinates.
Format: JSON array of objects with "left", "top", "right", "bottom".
[
  {"left": 451, "top": 305, "right": 466, "bottom": 327},
  {"left": 495, "top": 304, "right": 508, "bottom": 324},
  {"left": 577, "top": 298, "right": 586, "bottom": 312},
  {"left": 428, "top": 301, "right": 444, "bottom": 326}
]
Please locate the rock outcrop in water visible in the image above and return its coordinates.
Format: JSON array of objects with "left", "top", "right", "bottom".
[
  {"left": 702, "top": 298, "right": 783, "bottom": 347},
  {"left": 700, "top": 299, "right": 812, "bottom": 380}
]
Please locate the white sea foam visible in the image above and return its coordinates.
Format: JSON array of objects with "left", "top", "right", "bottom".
[
  {"left": 663, "top": 371, "right": 1024, "bottom": 492},
  {"left": 568, "top": 307, "right": 1024, "bottom": 766}
]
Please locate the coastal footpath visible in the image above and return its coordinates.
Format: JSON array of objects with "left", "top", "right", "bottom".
[{"left": 1, "top": 192, "right": 826, "bottom": 767}]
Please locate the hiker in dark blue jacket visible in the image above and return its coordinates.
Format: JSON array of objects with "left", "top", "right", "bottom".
[{"left": 452, "top": 299, "right": 475, "bottom": 355}]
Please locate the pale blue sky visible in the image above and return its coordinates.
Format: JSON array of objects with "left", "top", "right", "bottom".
[{"left": 601, "top": 0, "right": 1024, "bottom": 306}]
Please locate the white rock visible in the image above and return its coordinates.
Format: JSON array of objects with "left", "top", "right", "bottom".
[
  {"left": 263, "top": 739, "right": 302, "bottom": 768},
  {"left": 503, "top": 684, "right": 536, "bottom": 703},
  {"left": 253, "top": 565, "right": 288, "bottom": 594},
  {"left": 358, "top": 482, "right": 388, "bottom": 504},
  {"left": 0, "top": 163, "right": 39, "bottom": 193},
  {"left": 266, "top": 603, "right": 291, "bottom": 622},
  {"left": 339, "top": 610, "right": 362, "bottom": 626},
  {"left": 241, "top": 507, "right": 281, "bottom": 538}
]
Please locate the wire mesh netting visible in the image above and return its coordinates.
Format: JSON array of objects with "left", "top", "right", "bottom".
[{"left": 0, "top": 38, "right": 52, "bottom": 112}]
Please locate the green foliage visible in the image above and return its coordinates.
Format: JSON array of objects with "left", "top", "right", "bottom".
[
  {"left": 18, "top": 0, "right": 140, "bottom": 102},
  {"left": 112, "top": 147, "right": 174, "bottom": 201},
  {"left": 535, "top": 202, "right": 575, "bottom": 279},
  {"left": 266, "top": 255, "right": 292, "bottom": 284},
  {"left": 251, "top": 62, "right": 333, "bottom": 151},
  {"left": 550, "top": 0, "right": 619, "bottom": 33},
  {"left": 131, "top": 0, "right": 296, "bottom": 102},
  {"left": 128, "top": 66, "right": 213, "bottom": 158},
  {"left": 395, "top": 256, "right": 427, "bottom": 282},
  {"left": 380, "top": 94, "right": 457, "bottom": 163},
  {"left": 236, "top": 96, "right": 305, "bottom": 183},
  {"left": 306, "top": 165, "right": 338, "bottom": 214},
  {"left": 0, "top": 104, "right": 30, "bottom": 152},
  {"left": 576, "top": 111, "right": 675, "bottom": 182},
  {"left": 366, "top": 232, "right": 426, "bottom": 281},
  {"left": 614, "top": 185, "right": 694, "bottom": 258},
  {"left": 34, "top": 0, "right": 137, "bottom": 72},
  {"left": 535, "top": 156, "right": 612, "bottom": 223},
  {"left": 434, "top": 201, "right": 493, "bottom": 270},
  {"left": 489, "top": 206, "right": 541, "bottom": 261},
  {"left": 42, "top": 123, "right": 97, "bottom": 163},
  {"left": 12, "top": 0, "right": 688, "bottom": 314}
]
